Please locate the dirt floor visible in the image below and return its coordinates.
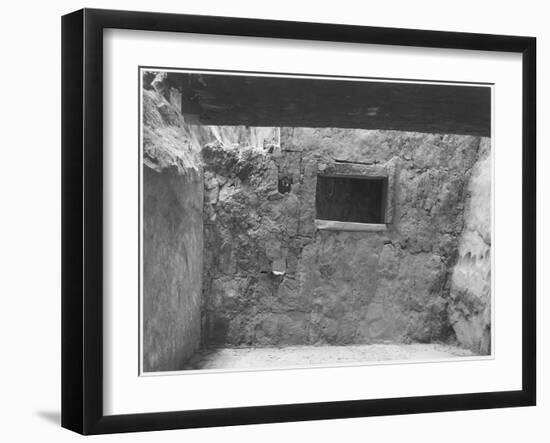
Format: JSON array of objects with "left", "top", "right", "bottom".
[{"left": 185, "top": 343, "right": 475, "bottom": 370}]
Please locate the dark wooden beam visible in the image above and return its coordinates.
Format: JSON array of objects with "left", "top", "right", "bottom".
[{"left": 169, "top": 72, "right": 491, "bottom": 137}]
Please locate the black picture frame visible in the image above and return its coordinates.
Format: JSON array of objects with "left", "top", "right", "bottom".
[{"left": 61, "top": 8, "right": 536, "bottom": 435}]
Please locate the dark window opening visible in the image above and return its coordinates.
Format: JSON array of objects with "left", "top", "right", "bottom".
[{"left": 315, "top": 176, "right": 387, "bottom": 224}]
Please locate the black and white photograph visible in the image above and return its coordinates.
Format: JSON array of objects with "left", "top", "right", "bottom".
[
  {"left": 1, "top": 0, "right": 545, "bottom": 439},
  {"left": 140, "top": 69, "right": 492, "bottom": 374}
]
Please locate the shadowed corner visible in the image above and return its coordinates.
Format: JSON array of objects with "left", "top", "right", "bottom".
[{"left": 36, "top": 410, "right": 61, "bottom": 426}]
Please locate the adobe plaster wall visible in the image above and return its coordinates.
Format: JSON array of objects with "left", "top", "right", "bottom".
[
  {"left": 201, "top": 128, "right": 491, "bottom": 350},
  {"left": 142, "top": 89, "right": 204, "bottom": 371},
  {"left": 448, "top": 138, "right": 492, "bottom": 353}
]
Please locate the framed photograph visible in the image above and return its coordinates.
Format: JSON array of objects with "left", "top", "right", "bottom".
[{"left": 61, "top": 8, "right": 536, "bottom": 435}]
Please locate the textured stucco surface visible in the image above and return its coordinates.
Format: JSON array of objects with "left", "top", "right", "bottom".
[
  {"left": 448, "top": 138, "right": 492, "bottom": 354},
  {"left": 142, "top": 88, "right": 204, "bottom": 372},
  {"left": 201, "top": 127, "right": 491, "bottom": 349}
]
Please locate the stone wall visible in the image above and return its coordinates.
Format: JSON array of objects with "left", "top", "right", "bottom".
[
  {"left": 202, "top": 128, "right": 491, "bottom": 349},
  {"left": 448, "top": 138, "right": 492, "bottom": 354},
  {"left": 142, "top": 89, "right": 204, "bottom": 371}
]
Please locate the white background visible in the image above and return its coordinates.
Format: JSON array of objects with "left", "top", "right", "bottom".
[{"left": 0, "top": 0, "right": 546, "bottom": 441}]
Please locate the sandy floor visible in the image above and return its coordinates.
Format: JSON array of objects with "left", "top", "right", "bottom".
[{"left": 185, "top": 343, "right": 475, "bottom": 370}]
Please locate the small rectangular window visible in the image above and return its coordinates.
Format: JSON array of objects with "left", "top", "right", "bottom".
[{"left": 315, "top": 175, "right": 387, "bottom": 224}]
